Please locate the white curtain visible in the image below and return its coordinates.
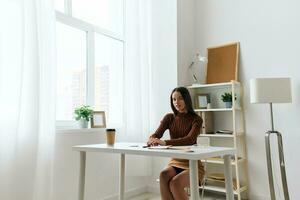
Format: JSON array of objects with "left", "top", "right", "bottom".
[
  {"left": 122, "top": 0, "right": 153, "bottom": 142},
  {"left": 0, "top": 0, "right": 56, "bottom": 200}
]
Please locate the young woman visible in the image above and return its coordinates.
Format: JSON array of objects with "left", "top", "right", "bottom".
[{"left": 147, "top": 87, "right": 204, "bottom": 200}]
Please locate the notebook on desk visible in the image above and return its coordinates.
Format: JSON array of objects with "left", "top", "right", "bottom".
[{"left": 147, "top": 145, "right": 194, "bottom": 152}]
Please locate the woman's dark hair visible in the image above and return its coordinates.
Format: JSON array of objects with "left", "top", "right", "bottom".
[{"left": 170, "top": 87, "right": 196, "bottom": 115}]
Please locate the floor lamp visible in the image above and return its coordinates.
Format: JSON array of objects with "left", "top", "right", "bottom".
[{"left": 250, "top": 78, "right": 291, "bottom": 200}]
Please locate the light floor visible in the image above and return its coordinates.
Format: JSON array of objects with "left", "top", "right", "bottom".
[{"left": 129, "top": 192, "right": 226, "bottom": 200}]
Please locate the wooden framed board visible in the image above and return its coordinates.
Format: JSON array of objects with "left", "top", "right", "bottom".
[{"left": 205, "top": 42, "right": 239, "bottom": 84}]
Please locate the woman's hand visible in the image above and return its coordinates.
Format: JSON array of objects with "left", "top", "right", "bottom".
[
  {"left": 153, "top": 138, "right": 166, "bottom": 146},
  {"left": 147, "top": 136, "right": 156, "bottom": 146},
  {"left": 147, "top": 137, "right": 166, "bottom": 146}
]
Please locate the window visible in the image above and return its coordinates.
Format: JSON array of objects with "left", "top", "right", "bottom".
[
  {"left": 72, "top": 0, "right": 124, "bottom": 35},
  {"left": 55, "top": 0, "right": 124, "bottom": 127},
  {"left": 54, "top": 0, "right": 64, "bottom": 12},
  {"left": 56, "top": 22, "right": 87, "bottom": 121}
]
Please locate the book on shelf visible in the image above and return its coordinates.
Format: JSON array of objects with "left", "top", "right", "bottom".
[{"left": 216, "top": 130, "right": 233, "bottom": 134}]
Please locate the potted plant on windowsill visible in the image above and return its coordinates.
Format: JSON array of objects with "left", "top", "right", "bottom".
[
  {"left": 74, "top": 105, "right": 93, "bottom": 128},
  {"left": 221, "top": 92, "right": 237, "bottom": 108}
]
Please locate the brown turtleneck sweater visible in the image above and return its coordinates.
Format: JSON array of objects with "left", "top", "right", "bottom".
[{"left": 150, "top": 112, "right": 205, "bottom": 183}]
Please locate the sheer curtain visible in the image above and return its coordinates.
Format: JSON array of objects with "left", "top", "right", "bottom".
[
  {"left": 0, "top": 0, "right": 56, "bottom": 200},
  {"left": 122, "top": 0, "right": 153, "bottom": 142}
]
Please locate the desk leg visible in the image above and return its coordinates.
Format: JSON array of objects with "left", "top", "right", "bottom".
[
  {"left": 189, "top": 160, "right": 199, "bottom": 200},
  {"left": 78, "top": 151, "right": 86, "bottom": 200},
  {"left": 224, "top": 155, "right": 234, "bottom": 200},
  {"left": 119, "top": 154, "right": 125, "bottom": 200}
]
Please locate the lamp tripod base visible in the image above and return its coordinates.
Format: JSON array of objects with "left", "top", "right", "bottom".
[{"left": 265, "top": 130, "right": 290, "bottom": 200}]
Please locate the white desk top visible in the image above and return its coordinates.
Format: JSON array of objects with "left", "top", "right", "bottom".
[{"left": 73, "top": 142, "right": 236, "bottom": 160}]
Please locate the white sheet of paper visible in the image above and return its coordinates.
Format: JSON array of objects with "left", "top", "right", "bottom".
[
  {"left": 198, "top": 96, "right": 208, "bottom": 107},
  {"left": 94, "top": 115, "right": 103, "bottom": 126}
]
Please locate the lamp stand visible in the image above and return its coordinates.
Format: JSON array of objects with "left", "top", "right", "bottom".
[{"left": 265, "top": 103, "right": 290, "bottom": 200}]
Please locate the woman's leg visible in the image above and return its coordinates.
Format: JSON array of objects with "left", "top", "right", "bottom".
[
  {"left": 159, "top": 166, "right": 177, "bottom": 200},
  {"left": 169, "top": 169, "right": 190, "bottom": 200}
]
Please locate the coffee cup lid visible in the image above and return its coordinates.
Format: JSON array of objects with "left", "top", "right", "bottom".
[{"left": 106, "top": 128, "right": 116, "bottom": 131}]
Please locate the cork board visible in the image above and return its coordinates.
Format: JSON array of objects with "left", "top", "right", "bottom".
[{"left": 205, "top": 42, "right": 239, "bottom": 84}]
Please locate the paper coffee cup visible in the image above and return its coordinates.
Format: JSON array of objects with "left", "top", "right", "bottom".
[{"left": 106, "top": 129, "right": 116, "bottom": 146}]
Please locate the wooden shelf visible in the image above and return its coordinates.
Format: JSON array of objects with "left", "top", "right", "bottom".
[
  {"left": 201, "top": 157, "right": 245, "bottom": 165},
  {"left": 194, "top": 107, "right": 241, "bottom": 112},
  {"left": 187, "top": 81, "right": 240, "bottom": 89},
  {"left": 199, "top": 185, "right": 248, "bottom": 195},
  {"left": 199, "top": 132, "right": 244, "bottom": 138},
  {"left": 200, "top": 134, "right": 234, "bottom": 138}
]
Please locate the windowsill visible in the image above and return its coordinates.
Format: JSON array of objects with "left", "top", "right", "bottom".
[{"left": 56, "top": 127, "right": 106, "bottom": 134}]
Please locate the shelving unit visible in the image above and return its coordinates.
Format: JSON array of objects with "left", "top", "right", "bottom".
[{"left": 188, "top": 80, "right": 248, "bottom": 200}]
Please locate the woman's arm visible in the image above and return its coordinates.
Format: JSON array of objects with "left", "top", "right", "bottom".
[
  {"left": 147, "top": 114, "right": 172, "bottom": 146},
  {"left": 164, "top": 116, "right": 202, "bottom": 146}
]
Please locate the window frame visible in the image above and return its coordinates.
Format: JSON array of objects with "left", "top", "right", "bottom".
[{"left": 55, "top": 0, "right": 125, "bottom": 129}]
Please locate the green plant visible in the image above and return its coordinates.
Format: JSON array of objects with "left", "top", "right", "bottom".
[
  {"left": 221, "top": 92, "right": 237, "bottom": 102},
  {"left": 74, "top": 105, "right": 93, "bottom": 121}
]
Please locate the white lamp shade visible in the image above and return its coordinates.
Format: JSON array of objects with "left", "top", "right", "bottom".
[{"left": 250, "top": 78, "right": 292, "bottom": 103}]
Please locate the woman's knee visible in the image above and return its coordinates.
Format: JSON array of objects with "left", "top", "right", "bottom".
[
  {"left": 160, "top": 170, "right": 170, "bottom": 182},
  {"left": 169, "top": 176, "right": 184, "bottom": 192}
]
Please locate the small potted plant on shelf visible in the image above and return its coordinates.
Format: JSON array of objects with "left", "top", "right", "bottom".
[
  {"left": 74, "top": 105, "right": 93, "bottom": 128},
  {"left": 221, "top": 92, "right": 236, "bottom": 108}
]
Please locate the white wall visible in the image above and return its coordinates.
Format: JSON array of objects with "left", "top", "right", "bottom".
[
  {"left": 177, "top": 0, "right": 196, "bottom": 86},
  {"left": 190, "top": 1, "right": 300, "bottom": 199}
]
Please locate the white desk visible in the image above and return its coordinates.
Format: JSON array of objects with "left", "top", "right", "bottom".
[{"left": 73, "top": 142, "right": 235, "bottom": 200}]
